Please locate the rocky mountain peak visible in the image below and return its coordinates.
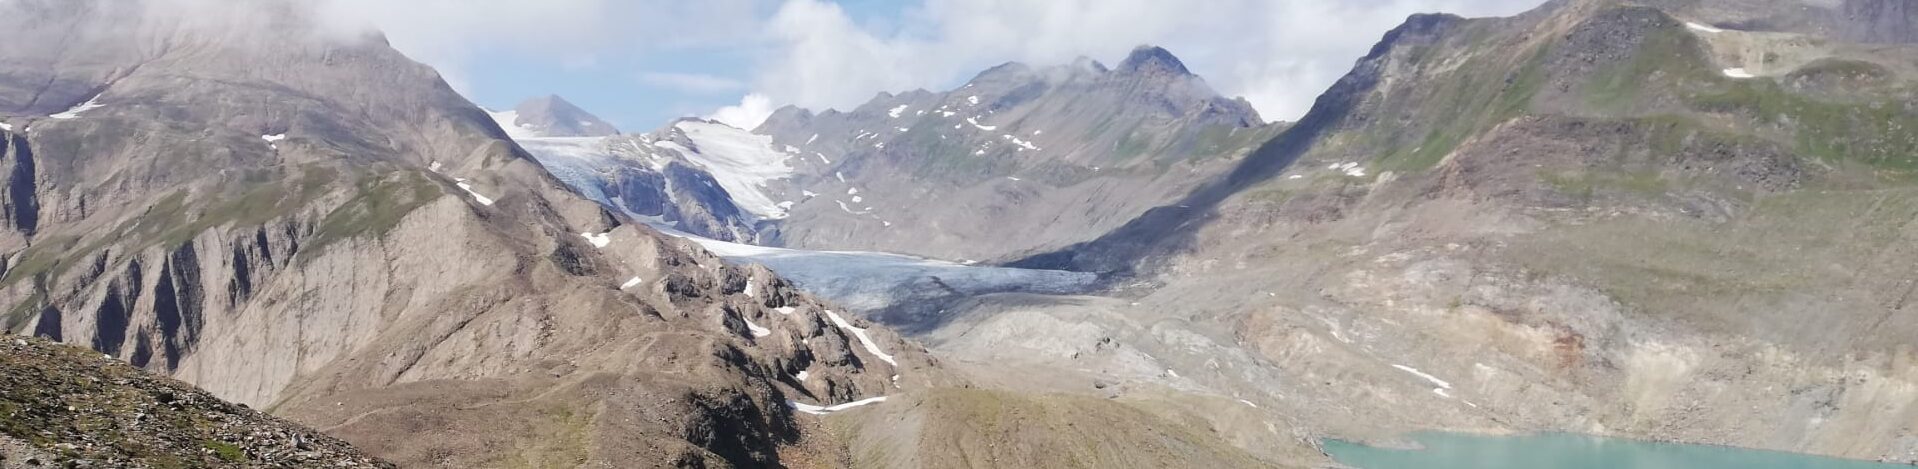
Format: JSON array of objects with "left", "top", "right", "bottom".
[
  {"left": 510, "top": 94, "right": 619, "bottom": 137},
  {"left": 1116, "top": 45, "right": 1192, "bottom": 76}
]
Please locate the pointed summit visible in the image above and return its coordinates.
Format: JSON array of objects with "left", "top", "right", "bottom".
[
  {"left": 511, "top": 94, "right": 619, "bottom": 137},
  {"left": 1116, "top": 45, "right": 1191, "bottom": 76}
]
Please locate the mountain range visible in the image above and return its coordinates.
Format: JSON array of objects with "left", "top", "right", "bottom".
[{"left": 8, "top": 0, "right": 1918, "bottom": 467}]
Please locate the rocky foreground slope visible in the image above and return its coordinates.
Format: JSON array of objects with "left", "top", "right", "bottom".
[
  {"left": 0, "top": 335, "right": 391, "bottom": 468},
  {"left": 0, "top": 0, "right": 925, "bottom": 466}
]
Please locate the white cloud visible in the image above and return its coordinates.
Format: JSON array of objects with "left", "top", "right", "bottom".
[
  {"left": 747, "top": 0, "right": 1548, "bottom": 122},
  {"left": 309, "top": 0, "right": 768, "bottom": 95},
  {"left": 710, "top": 94, "right": 778, "bottom": 130},
  {"left": 640, "top": 72, "right": 750, "bottom": 94}
]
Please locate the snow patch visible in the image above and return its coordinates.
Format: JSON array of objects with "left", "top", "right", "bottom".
[
  {"left": 743, "top": 317, "right": 772, "bottom": 338},
  {"left": 0, "top": 122, "right": 11, "bottom": 132},
  {"left": 580, "top": 232, "right": 611, "bottom": 248},
  {"left": 50, "top": 95, "right": 104, "bottom": 119},
  {"left": 790, "top": 396, "right": 888, "bottom": 415},
  {"left": 775, "top": 306, "right": 797, "bottom": 315},
  {"left": 1238, "top": 399, "right": 1259, "bottom": 408},
  {"left": 888, "top": 104, "right": 910, "bottom": 118},
  {"left": 1001, "top": 134, "right": 1040, "bottom": 152},
  {"left": 261, "top": 134, "right": 286, "bottom": 143},
  {"left": 1723, "top": 68, "right": 1755, "bottom": 78},
  {"left": 815, "top": 152, "right": 832, "bottom": 164},
  {"left": 1393, "top": 364, "right": 1453, "bottom": 389},
  {"left": 824, "top": 310, "right": 897, "bottom": 366},
  {"left": 429, "top": 161, "right": 443, "bottom": 173},
  {"left": 1685, "top": 22, "right": 1724, "bottom": 34},
  {"left": 455, "top": 182, "right": 496, "bottom": 206},
  {"left": 966, "top": 117, "right": 998, "bottom": 131},
  {"left": 966, "top": 96, "right": 980, "bottom": 105},
  {"left": 1329, "top": 162, "right": 1367, "bottom": 177},
  {"left": 795, "top": 370, "right": 810, "bottom": 382},
  {"left": 620, "top": 277, "right": 643, "bottom": 289},
  {"left": 806, "top": 134, "right": 819, "bottom": 145}
]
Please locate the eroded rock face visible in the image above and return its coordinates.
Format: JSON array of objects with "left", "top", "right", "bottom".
[{"left": 0, "top": 1, "right": 932, "bottom": 466}]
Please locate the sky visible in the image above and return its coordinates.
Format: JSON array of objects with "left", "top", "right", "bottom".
[{"left": 319, "top": 0, "right": 1550, "bottom": 132}]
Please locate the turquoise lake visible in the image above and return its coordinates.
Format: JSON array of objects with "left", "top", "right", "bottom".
[{"left": 1325, "top": 432, "right": 1914, "bottom": 469}]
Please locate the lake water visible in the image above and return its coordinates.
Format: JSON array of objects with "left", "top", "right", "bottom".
[{"left": 1325, "top": 432, "right": 1913, "bottom": 469}]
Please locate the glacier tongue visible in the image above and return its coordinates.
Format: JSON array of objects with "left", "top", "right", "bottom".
[{"left": 658, "top": 224, "right": 1098, "bottom": 312}]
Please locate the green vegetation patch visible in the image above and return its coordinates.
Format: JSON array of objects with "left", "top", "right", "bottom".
[
  {"left": 1690, "top": 79, "right": 1918, "bottom": 174},
  {"left": 301, "top": 169, "right": 442, "bottom": 262}
]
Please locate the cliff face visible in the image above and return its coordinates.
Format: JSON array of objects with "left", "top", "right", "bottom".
[{"left": 0, "top": 1, "right": 931, "bottom": 466}]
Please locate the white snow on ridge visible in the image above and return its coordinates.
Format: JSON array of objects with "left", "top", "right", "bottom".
[
  {"left": 262, "top": 134, "right": 286, "bottom": 143},
  {"left": 790, "top": 396, "right": 888, "bottom": 415},
  {"left": 888, "top": 104, "right": 910, "bottom": 118},
  {"left": 1685, "top": 22, "right": 1724, "bottom": 34},
  {"left": 0, "top": 122, "right": 11, "bottom": 132},
  {"left": 486, "top": 109, "right": 541, "bottom": 139},
  {"left": 1393, "top": 364, "right": 1453, "bottom": 389},
  {"left": 50, "top": 95, "right": 104, "bottom": 119},
  {"left": 669, "top": 121, "right": 797, "bottom": 220},
  {"left": 824, "top": 310, "right": 897, "bottom": 366},
  {"left": 966, "top": 96, "right": 980, "bottom": 105},
  {"left": 1723, "top": 68, "right": 1755, "bottom": 78}
]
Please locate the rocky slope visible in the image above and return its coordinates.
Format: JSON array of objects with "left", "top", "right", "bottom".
[
  {"left": 756, "top": 46, "right": 1283, "bottom": 261},
  {"left": 0, "top": 1, "right": 927, "bottom": 467},
  {"left": 934, "top": 0, "right": 1918, "bottom": 465},
  {"left": 0, "top": 335, "right": 392, "bottom": 468}
]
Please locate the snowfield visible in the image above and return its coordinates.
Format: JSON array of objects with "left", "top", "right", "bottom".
[{"left": 658, "top": 121, "right": 796, "bottom": 220}]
